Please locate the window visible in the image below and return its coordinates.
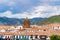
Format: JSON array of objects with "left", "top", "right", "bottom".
[
  {"left": 0, "top": 29, "right": 6, "bottom": 32},
  {"left": 43, "top": 29, "right": 46, "bottom": 31},
  {"left": 39, "top": 30, "right": 46, "bottom": 32},
  {"left": 53, "top": 26, "right": 60, "bottom": 30},
  {"left": 39, "top": 30, "right": 41, "bottom": 31},
  {"left": 35, "top": 35, "right": 37, "bottom": 38},
  {"left": 31, "top": 35, "right": 33, "bottom": 38},
  {"left": 26, "top": 30, "right": 33, "bottom": 32},
  {"left": 9, "top": 30, "right": 16, "bottom": 32},
  {"left": 59, "top": 27, "right": 60, "bottom": 29}
]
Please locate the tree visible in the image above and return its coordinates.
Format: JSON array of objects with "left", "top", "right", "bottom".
[
  {"left": 58, "top": 35, "right": 60, "bottom": 40},
  {"left": 50, "top": 35, "right": 58, "bottom": 40}
]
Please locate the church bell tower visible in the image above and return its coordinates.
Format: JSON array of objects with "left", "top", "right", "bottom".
[{"left": 23, "top": 17, "right": 30, "bottom": 28}]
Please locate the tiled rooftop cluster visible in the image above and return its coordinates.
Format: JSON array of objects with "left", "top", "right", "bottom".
[{"left": 0, "top": 17, "right": 60, "bottom": 40}]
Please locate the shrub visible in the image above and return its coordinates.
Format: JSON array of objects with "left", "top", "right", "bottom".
[{"left": 50, "top": 35, "right": 59, "bottom": 40}]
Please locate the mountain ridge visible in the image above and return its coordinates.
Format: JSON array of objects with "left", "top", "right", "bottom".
[
  {"left": 36, "top": 15, "right": 60, "bottom": 25},
  {"left": 0, "top": 17, "right": 46, "bottom": 26}
]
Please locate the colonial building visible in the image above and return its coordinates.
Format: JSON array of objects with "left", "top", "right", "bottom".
[{"left": 0, "top": 18, "right": 60, "bottom": 40}]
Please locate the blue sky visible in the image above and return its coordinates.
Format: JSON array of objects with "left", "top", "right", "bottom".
[{"left": 0, "top": 0, "right": 60, "bottom": 19}]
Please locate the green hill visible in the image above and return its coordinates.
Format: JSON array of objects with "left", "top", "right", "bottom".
[{"left": 36, "top": 15, "right": 60, "bottom": 25}]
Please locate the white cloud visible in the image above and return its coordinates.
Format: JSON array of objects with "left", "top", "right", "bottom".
[
  {"left": 7, "top": 1, "right": 16, "bottom": 6},
  {"left": 0, "top": 0, "right": 16, "bottom": 7},
  {"left": 0, "top": 6, "right": 60, "bottom": 19},
  {"left": 32, "top": 6, "right": 60, "bottom": 18},
  {"left": 39, "top": 0, "right": 60, "bottom": 5},
  {"left": 0, "top": 0, "right": 10, "bottom": 4},
  {"left": 0, "top": 11, "right": 41, "bottom": 19},
  {"left": 0, "top": 0, "right": 31, "bottom": 5}
]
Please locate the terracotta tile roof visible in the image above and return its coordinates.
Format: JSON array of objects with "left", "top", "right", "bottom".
[
  {"left": 0, "top": 32, "right": 14, "bottom": 35},
  {"left": 0, "top": 26, "right": 12, "bottom": 30},
  {"left": 0, "top": 23, "right": 60, "bottom": 36}
]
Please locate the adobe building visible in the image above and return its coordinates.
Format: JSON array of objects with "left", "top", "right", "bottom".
[{"left": 0, "top": 17, "right": 60, "bottom": 40}]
